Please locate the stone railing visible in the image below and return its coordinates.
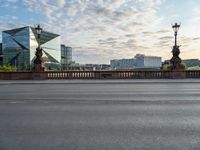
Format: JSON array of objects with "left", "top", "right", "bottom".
[
  {"left": 186, "top": 70, "right": 200, "bottom": 78},
  {"left": 46, "top": 71, "right": 171, "bottom": 79},
  {"left": 0, "top": 70, "right": 200, "bottom": 80}
]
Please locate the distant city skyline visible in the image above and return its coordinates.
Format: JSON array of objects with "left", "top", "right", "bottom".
[{"left": 0, "top": 0, "right": 200, "bottom": 64}]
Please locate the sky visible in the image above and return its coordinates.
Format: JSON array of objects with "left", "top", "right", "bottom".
[{"left": 0, "top": 0, "right": 200, "bottom": 64}]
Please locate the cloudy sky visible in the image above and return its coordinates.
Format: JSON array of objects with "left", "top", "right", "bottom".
[{"left": 0, "top": 0, "right": 200, "bottom": 64}]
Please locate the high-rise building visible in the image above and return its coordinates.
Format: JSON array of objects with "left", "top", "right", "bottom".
[
  {"left": 110, "top": 54, "right": 162, "bottom": 70},
  {"left": 61, "top": 44, "right": 72, "bottom": 70},
  {"left": 2, "top": 26, "right": 61, "bottom": 71},
  {"left": 0, "top": 43, "right": 2, "bottom": 66}
]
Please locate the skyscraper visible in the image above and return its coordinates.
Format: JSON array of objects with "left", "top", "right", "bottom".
[
  {"left": 0, "top": 43, "right": 2, "bottom": 66},
  {"left": 2, "top": 26, "right": 61, "bottom": 71},
  {"left": 61, "top": 44, "right": 72, "bottom": 70}
]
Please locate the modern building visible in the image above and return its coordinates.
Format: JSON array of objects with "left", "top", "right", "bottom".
[
  {"left": 110, "top": 59, "right": 136, "bottom": 69},
  {"left": 135, "top": 54, "right": 161, "bottom": 68},
  {"left": 79, "top": 64, "right": 110, "bottom": 71},
  {"left": 2, "top": 26, "right": 61, "bottom": 71},
  {"left": 110, "top": 54, "right": 162, "bottom": 70},
  {"left": 182, "top": 59, "right": 200, "bottom": 67},
  {"left": 0, "top": 43, "right": 2, "bottom": 66},
  {"left": 61, "top": 45, "right": 72, "bottom": 69}
]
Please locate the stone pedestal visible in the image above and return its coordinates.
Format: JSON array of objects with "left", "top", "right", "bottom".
[
  {"left": 31, "top": 72, "right": 46, "bottom": 80},
  {"left": 170, "top": 46, "right": 182, "bottom": 71},
  {"left": 32, "top": 64, "right": 45, "bottom": 72},
  {"left": 32, "top": 47, "right": 45, "bottom": 72},
  {"left": 171, "top": 71, "right": 186, "bottom": 79}
]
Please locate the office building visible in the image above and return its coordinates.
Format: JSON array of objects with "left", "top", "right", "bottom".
[
  {"left": 61, "top": 45, "right": 72, "bottom": 65},
  {"left": 2, "top": 26, "right": 61, "bottom": 71},
  {"left": 135, "top": 54, "right": 161, "bottom": 68},
  {"left": 110, "top": 59, "right": 136, "bottom": 69},
  {"left": 61, "top": 45, "right": 72, "bottom": 70},
  {"left": 0, "top": 43, "right": 2, "bottom": 66},
  {"left": 110, "top": 54, "right": 162, "bottom": 70}
]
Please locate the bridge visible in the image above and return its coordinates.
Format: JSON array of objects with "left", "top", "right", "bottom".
[{"left": 0, "top": 70, "right": 200, "bottom": 80}]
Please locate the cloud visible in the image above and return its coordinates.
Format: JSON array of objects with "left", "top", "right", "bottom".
[
  {"left": 1, "top": 0, "right": 199, "bottom": 64},
  {"left": 193, "top": 37, "right": 200, "bottom": 41},
  {"left": 98, "top": 38, "right": 118, "bottom": 46},
  {"left": 0, "top": 21, "right": 19, "bottom": 32},
  {"left": 56, "top": 0, "right": 66, "bottom": 7},
  {"left": 125, "top": 34, "right": 136, "bottom": 37},
  {"left": 159, "top": 36, "right": 173, "bottom": 40},
  {"left": 0, "top": 0, "right": 166, "bottom": 63}
]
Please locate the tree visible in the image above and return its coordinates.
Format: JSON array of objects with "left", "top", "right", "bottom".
[
  {"left": 188, "top": 66, "right": 200, "bottom": 70},
  {"left": 0, "top": 65, "right": 17, "bottom": 72},
  {"left": 21, "top": 63, "right": 28, "bottom": 71},
  {"left": 180, "top": 62, "right": 187, "bottom": 70},
  {"left": 161, "top": 64, "right": 170, "bottom": 71}
]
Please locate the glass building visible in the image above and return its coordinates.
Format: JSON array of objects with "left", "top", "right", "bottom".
[
  {"left": 61, "top": 44, "right": 72, "bottom": 70},
  {"left": 0, "top": 43, "right": 2, "bottom": 66},
  {"left": 2, "top": 26, "right": 61, "bottom": 71}
]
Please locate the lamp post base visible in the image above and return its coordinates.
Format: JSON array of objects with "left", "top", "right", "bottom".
[
  {"left": 170, "top": 57, "right": 182, "bottom": 71},
  {"left": 170, "top": 45, "right": 185, "bottom": 71},
  {"left": 171, "top": 71, "right": 186, "bottom": 79},
  {"left": 32, "top": 47, "right": 45, "bottom": 72},
  {"left": 32, "top": 64, "right": 45, "bottom": 72}
]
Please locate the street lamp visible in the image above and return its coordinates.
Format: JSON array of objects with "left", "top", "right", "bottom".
[
  {"left": 170, "top": 22, "right": 184, "bottom": 71},
  {"left": 35, "top": 25, "right": 42, "bottom": 42},
  {"left": 32, "top": 24, "right": 45, "bottom": 72},
  {"left": 172, "top": 22, "right": 181, "bottom": 47}
]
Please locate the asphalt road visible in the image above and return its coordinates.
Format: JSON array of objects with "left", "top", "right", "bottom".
[{"left": 0, "top": 80, "right": 200, "bottom": 150}]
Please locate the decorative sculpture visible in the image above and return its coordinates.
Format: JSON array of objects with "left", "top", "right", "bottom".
[{"left": 32, "top": 25, "right": 45, "bottom": 72}]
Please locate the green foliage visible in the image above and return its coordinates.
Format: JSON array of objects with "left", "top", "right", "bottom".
[
  {"left": 187, "top": 66, "right": 200, "bottom": 70},
  {"left": 21, "top": 63, "right": 29, "bottom": 71},
  {"left": 161, "top": 64, "right": 170, "bottom": 71},
  {"left": 161, "top": 62, "right": 187, "bottom": 71},
  {"left": 180, "top": 62, "right": 187, "bottom": 70},
  {"left": 0, "top": 65, "right": 17, "bottom": 72},
  {"left": 45, "top": 63, "right": 61, "bottom": 71},
  {"left": 61, "top": 64, "right": 72, "bottom": 70}
]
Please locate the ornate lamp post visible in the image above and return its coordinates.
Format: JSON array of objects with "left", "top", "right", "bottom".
[
  {"left": 172, "top": 23, "right": 180, "bottom": 47},
  {"left": 170, "top": 22, "right": 183, "bottom": 71},
  {"left": 32, "top": 25, "right": 45, "bottom": 72}
]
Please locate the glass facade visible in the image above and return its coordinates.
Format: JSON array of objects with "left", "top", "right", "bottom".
[
  {"left": 2, "top": 26, "right": 61, "bottom": 71},
  {"left": 61, "top": 45, "right": 72, "bottom": 70},
  {"left": 61, "top": 45, "right": 72, "bottom": 65},
  {"left": 0, "top": 43, "right": 2, "bottom": 66},
  {"left": 2, "top": 27, "right": 30, "bottom": 70},
  {"left": 42, "top": 35, "right": 61, "bottom": 64}
]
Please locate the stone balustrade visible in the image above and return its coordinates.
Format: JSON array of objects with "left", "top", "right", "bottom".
[
  {"left": 0, "top": 71, "right": 200, "bottom": 80},
  {"left": 0, "top": 70, "right": 199, "bottom": 80}
]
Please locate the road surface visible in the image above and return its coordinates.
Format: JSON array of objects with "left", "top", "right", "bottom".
[{"left": 0, "top": 79, "right": 200, "bottom": 150}]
